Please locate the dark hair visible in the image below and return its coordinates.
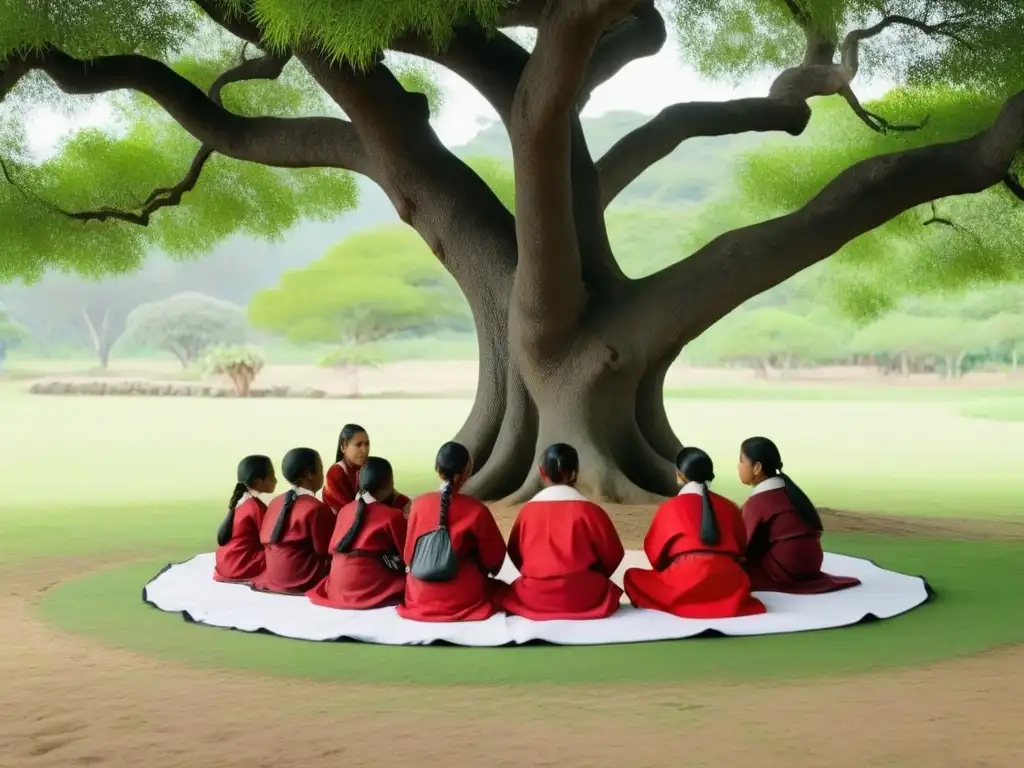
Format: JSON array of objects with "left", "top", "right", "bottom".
[
  {"left": 217, "top": 455, "right": 274, "bottom": 546},
  {"left": 335, "top": 423, "right": 367, "bottom": 464},
  {"left": 336, "top": 457, "right": 394, "bottom": 553},
  {"left": 540, "top": 443, "right": 579, "bottom": 485},
  {"left": 676, "top": 446, "right": 719, "bottom": 546},
  {"left": 435, "top": 441, "right": 471, "bottom": 527},
  {"left": 740, "top": 436, "right": 823, "bottom": 531},
  {"left": 269, "top": 447, "right": 322, "bottom": 544}
]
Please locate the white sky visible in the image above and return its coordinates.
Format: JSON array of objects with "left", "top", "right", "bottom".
[{"left": 23, "top": 35, "right": 885, "bottom": 155}]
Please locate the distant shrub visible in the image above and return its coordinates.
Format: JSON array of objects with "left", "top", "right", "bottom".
[{"left": 205, "top": 345, "right": 265, "bottom": 397}]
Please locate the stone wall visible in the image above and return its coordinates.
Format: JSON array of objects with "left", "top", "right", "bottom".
[{"left": 28, "top": 379, "right": 336, "bottom": 398}]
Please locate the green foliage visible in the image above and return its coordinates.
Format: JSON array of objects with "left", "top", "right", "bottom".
[
  {"left": 248, "top": 226, "right": 471, "bottom": 346},
  {"left": 123, "top": 291, "right": 249, "bottom": 367},
  {"left": 204, "top": 343, "right": 265, "bottom": 395},
  {"left": 691, "top": 307, "right": 848, "bottom": 365},
  {"left": 0, "top": 300, "right": 27, "bottom": 367},
  {"left": 462, "top": 155, "right": 514, "bottom": 212}
]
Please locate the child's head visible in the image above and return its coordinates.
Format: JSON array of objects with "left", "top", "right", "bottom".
[
  {"left": 282, "top": 447, "right": 324, "bottom": 493},
  {"left": 237, "top": 454, "right": 276, "bottom": 495},
  {"left": 675, "top": 446, "right": 715, "bottom": 486},
  {"left": 539, "top": 443, "right": 579, "bottom": 486},
  {"left": 737, "top": 436, "right": 782, "bottom": 486},
  {"left": 358, "top": 456, "right": 395, "bottom": 500},
  {"left": 435, "top": 441, "right": 472, "bottom": 489},
  {"left": 336, "top": 423, "right": 369, "bottom": 467}
]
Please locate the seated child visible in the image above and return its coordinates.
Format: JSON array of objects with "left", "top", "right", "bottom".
[
  {"left": 501, "top": 443, "right": 625, "bottom": 620},
  {"left": 397, "top": 441, "right": 508, "bottom": 623},
  {"left": 213, "top": 454, "right": 277, "bottom": 583},
  {"left": 323, "top": 424, "right": 412, "bottom": 514},
  {"left": 738, "top": 436, "right": 860, "bottom": 594},
  {"left": 624, "top": 447, "right": 766, "bottom": 619},
  {"left": 252, "top": 447, "right": 335, "bottom": 595},
  {"left": 308, "top": 456, "right": 408, "bottom": 610}
]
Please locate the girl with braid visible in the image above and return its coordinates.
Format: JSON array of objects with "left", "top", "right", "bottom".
[
  {"left": 213, "top": 455, "right": 276, "bottom": 583},
  {"left": 624, "top": 447, "right": 765, "bottom": 619},
  {"left": 323, "top": 424, "right": 412, "bottom": 515},
  {"left": 252, "top": 448, "right": 335, "bottom": 595},
  {"left": 738, "top": 437, "right": 860, "bottom": 594},
  {"left": 501, "top": 443, "right": 626, "bottom": 621},
  {"left": 397, "top": 441, "right": 509, "bottom": 622},
  {"left": 308, "top": 456, "right": 408, "bottom": 610}
]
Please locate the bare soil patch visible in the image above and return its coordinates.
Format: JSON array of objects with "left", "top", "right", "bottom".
[{"left": 2, "top": 512, "right": 1020, "bottom": 768}]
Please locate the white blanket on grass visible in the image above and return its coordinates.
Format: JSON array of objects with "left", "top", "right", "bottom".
[{"left": 141, "top": 551, "right": 930, "bottom": 646}]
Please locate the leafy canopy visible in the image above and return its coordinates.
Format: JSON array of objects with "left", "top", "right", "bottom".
[
  {"left": 122, "top": 291, "right": 250, "bottom": 365},
  {"left": 248, "top": 226, "right": 471, "bottom": 346}
]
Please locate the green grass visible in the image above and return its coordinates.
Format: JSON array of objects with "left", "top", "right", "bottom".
[
  {"left": 665, "top": 385, "right": 1024, "bottom": 402},
  {"left": 2, "top": 382, "right": 1020, "bottom": 686},
  {"left": 960, "top": 399, "right": 1024, "bottom": 422},
  {"left": 2, "top": 386, "right": 1022, "bottom": 518},
  {"left": 38, "top": 535, "right": 1024, "bottom": 685}
]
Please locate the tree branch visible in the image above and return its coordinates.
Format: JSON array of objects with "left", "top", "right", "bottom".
[
  {"left": 1, "top": 47, "right": 365, "bottom": 172},
  {"left": 578, "top": 1, "right": 666, "bottom": 110},
  {"left": 509, "top": 0, "right": 638, "bottom": 343},
  {"left": 622, "top": 90, "right": 1024, "bottom": 365},
  {"left": 53, "top": 49, "right": 292, "bottom": 226},
  {"left": 596, "top": 10, "right": 973, "bottom": 207}
]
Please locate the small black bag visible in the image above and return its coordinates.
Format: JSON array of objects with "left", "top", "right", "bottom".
[{"left": 408, "top": 485, "right": 459, "bottom": 582}]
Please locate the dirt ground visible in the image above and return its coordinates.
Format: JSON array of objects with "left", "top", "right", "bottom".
[{"left": 3, "top": 512, "right": 1022, "bottom": 768}]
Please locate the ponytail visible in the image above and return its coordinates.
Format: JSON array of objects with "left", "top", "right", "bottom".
[
  {"left": 697, "top": 481, "right": 720, "bottom": 546},
  {"left": 336, "top": 493, "right": 368, "bottom": 553},
  {"left": 269, "top": 489, "right": 298, "bottom": 544},
  {"left": 438, "top": 480, "right": 453, "bottom": 528},
  {"left": 780, "top": 472, "right": 823, "bottom": 531},
  {"left": 217, "top": 482, "right": 249, "bottom": 546}
]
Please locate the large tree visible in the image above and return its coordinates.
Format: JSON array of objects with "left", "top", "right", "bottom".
[{"left": 1, "top": 1, "right": 1022, "bottom": 501}]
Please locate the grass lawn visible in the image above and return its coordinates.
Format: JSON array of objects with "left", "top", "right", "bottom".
[
  {"left": 960, "top": 398, "right": 1024, "bottom": 422},
  {"left": 3, "top": 383, "right": 1021, "bottom": 686}
]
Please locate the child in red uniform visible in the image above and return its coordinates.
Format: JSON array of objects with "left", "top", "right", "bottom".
[
  {"left": 624, "top": 447, "right": 765, "bottom": 619},
  {"left": 252, "top": 447, "right": 335, "bottom": 595},
  {"left": 308, "top": 456, "right": 408, "bottom": 610},
  {"left": 398, "top": 441, "right": 508, "bottom": 622},
  {"left": 213, "top": 455, "right": 277, "bottom": 583},
  {"left": 323, "top": 423, "right": 411, "bottom": 514},
  {"left": 501, "top": 443, "right": 625, "bottom": 620},
  {"left": 738, "top": 436, "right": 860, "bottom": 594}
]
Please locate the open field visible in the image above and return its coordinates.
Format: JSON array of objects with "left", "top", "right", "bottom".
[{"left": 2, "top": 373, "right": 1023, "bottom": 766}]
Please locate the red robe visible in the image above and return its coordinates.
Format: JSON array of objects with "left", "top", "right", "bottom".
[
  {"left": 397, "top": 490, "right": 508, "bottom": 622},
  {"left": 323, "top": 461, "right": 411, "bottom": 514},
  {"left": 501, "top": 485, "right": 625, "bottom": 621},
  {"left": 307, "top": 497, "right": 408, "bottom": 610},
  {"left": 213, "top": 494, "right": 267, "bottom": 583},
  {"left": 742, "top": 477, "right": 861, "bottom": 594},
  {"left": 624, "top": 484, "right": 766, "bottom": 619},
  {"left": 252, "top": 488, "right": 335, "bottom": 594}
]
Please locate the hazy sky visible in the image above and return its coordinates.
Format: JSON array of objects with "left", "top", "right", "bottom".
[{"left": 24, "top": 35, "right": 885, "bottom": 155}]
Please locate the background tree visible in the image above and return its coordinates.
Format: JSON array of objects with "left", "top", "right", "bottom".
[
  {"left": 0, "top": 301, "right": 27, "bottom": 368},
  {"left": 204, "top": 344, "right": 265, "bottom": 396},
  {"left": 248, "top": 226, "right": 472, "bottom": 350},
  {"left": 318, "top": 345, "right": 386, "bottom": 397},
  {"left": 122, "top": 292, "right": 250, "bottom": 368},
  {"left": 1, "top": 0, "right": 1022, "bottom": 501},
  {"left": 983, "top": 313, "right": 1024, "bottom": 375}
]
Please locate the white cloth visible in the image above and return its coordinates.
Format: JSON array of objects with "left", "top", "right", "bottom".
[
  {"left": 142, "top": 551, "right": 930, "bottom": 647},
  {"left": 750, "top": 476, "right": 786, "bottom": 496}
]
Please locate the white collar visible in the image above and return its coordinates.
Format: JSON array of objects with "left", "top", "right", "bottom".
[
  {"left": 355, "top": 491, "right": 378, "bottom": 504},
  {"left": 529, "top": 484, "right": 589, "bottom": 503},
  {"left": 749, "top": 475, "right": 785, "bottom": 497},
  {"left": 677, "top": 481, "right": 707, "bottom": 496},
  {"left": 292, "top": 486, "right": 317, "bottom": 498},
  {"left": 235, "top": 489, "right": 254, "bottom": 508}
]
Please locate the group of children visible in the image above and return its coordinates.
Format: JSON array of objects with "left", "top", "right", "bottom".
[{"left": 213, "top": 423, "right": 860, "bottom": 623}]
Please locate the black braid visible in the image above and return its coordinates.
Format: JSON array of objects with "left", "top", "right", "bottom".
[
  {"left": 780, "top": 472, "right": 823, "bottom": 531},
  {"left": 438, "top": 481, "right": 453, "bottom": 528},
  {"left": 269, "top": 489, "right": 298, "bottom": 544},
  {"left": 216, "top": 482, "right": 249, "bottom": 546},
  {"left": 336, "top": 495, "right": 367, "bottom": 553},
  {"left": 697, "top": 481, "right": 721, "bottom": 546}
]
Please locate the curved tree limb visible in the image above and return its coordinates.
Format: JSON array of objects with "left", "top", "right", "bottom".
[
  {"left": 1, "top": 47, "right": 365, "bottom": 172},
  {"left": 596, "top": 9, "right": 973, "bottom": 207},
  {"left": 578, "top": 0, "right": 666, "bottom": 110},
  {"left": 620, "top": 90, "right": 1024, "bottom": 366},
  {"left": 44, "top": 49, "right": 293, "bottom": 226}
]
